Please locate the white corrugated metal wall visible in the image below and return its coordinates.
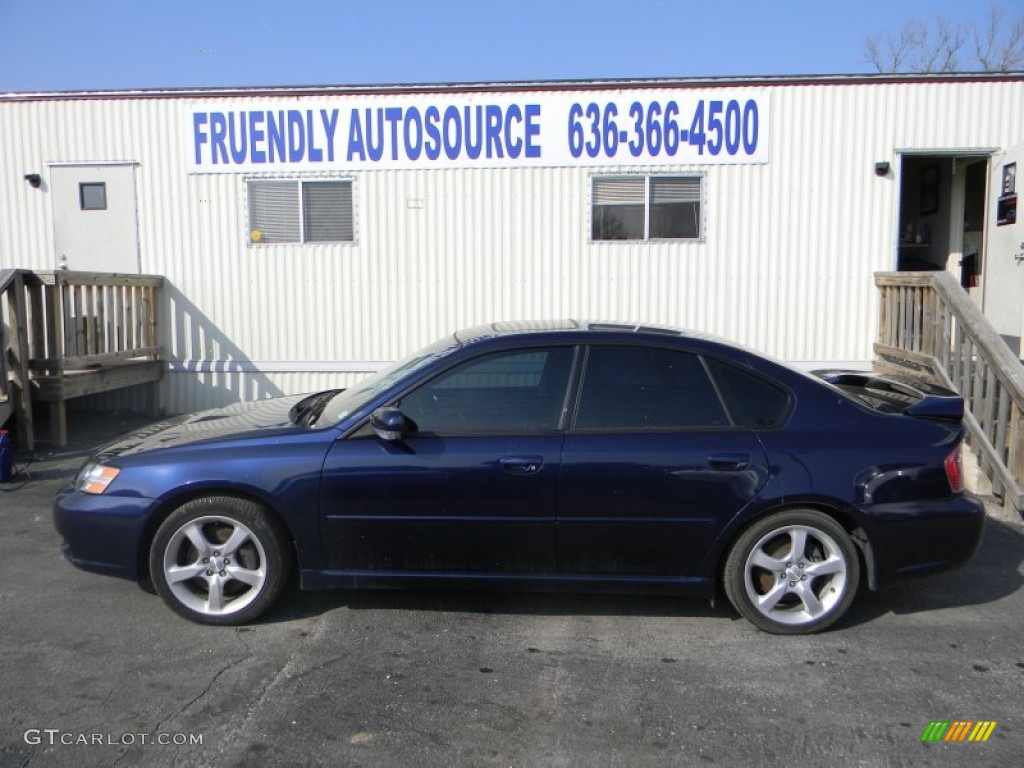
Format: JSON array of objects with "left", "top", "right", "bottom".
[{"left": 2, "top": 77, "right": 1023, "bottom": 414}]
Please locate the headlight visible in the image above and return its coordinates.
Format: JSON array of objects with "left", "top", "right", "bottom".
[{"left": 77, "top": 463, "right": 121, "bottom": 494}]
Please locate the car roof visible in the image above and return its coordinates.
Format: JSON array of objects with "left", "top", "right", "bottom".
[{"left": 451, "top": 320, "right": 756, "bottom": 356}]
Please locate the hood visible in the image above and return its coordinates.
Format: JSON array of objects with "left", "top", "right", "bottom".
[{"left": 93, "top": 394, "right": 310, "bottom": 460}]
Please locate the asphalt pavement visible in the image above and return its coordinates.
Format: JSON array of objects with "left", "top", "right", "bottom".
[{"left": 1, "top": 411, "right": 1022, "bottom": 768}]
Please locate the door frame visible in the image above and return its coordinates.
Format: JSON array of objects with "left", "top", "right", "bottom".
[
  {"left": 48, "top": 160, "right": 142, "bottom": 273},
  {"left": 893, "top": 149, "right": 994, "bottom": 281}
]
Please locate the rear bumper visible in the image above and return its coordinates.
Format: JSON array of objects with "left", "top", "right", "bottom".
[
  {"left": 861, "top": 494, "right": 986, "bottom": 588},
  {"left": 53, "top": 485, "right": 158, "bottom": 581}
]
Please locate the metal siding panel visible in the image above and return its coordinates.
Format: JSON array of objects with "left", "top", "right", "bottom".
[{"left": 3, "top": 82, "right": 1024, "bottom": 412}]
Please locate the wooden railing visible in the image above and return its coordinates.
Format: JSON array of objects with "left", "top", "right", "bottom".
[
  {"left": 1, "top": 270, "right": 163, "bottom": 449},
  {"left": 29, "top": 271, "right": 161, "bottom": 373},
  {"left": 1, "top": 269, "right": 34, "bottom": 448},
  {"left": 875, "top": 271, "right": 1024, "bottom": 513}
]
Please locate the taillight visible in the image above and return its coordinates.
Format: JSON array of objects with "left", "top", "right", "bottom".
[{"left": 944, "top": 445, "right": 964, "bottom": 493}]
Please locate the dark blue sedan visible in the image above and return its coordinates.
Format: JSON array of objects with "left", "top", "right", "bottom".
[{"left": 54, "top": 322, "right": 985, "bottom": 633}]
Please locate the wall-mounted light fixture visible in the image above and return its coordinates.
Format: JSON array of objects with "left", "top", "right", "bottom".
[
  {"left": 874, "top": 161, "right": 891, "bottom": 177},
  {"left": 24, "top": 173, "right": 42, "bottom": 188}
]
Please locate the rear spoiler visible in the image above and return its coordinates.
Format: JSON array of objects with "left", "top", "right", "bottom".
[{"left": 813, "top": 371, "right": 964, "bottom": 422}]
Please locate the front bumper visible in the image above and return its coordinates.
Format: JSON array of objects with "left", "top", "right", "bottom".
[
  {"left": 862, "top": 493, "right": 986, "bottom": 588},
  {"left": 53, "top": 485, "right": 159, "bottom": 580}
]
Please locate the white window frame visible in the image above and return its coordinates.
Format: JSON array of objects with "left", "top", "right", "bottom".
[
  {"left": 245, "top": 176, "right": 356, "bottom": 246},
  {"left": 590, "top": 173, "right": 705, "bottom": 243}
]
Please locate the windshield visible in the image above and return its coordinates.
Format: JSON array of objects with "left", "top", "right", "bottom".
[{"left": 311, "top": 334, "right": 460, "bottom": 427}]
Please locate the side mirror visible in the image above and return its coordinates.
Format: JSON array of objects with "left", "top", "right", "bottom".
[{"left": 370, "top": 407, "right": 406, "bottom": 441}]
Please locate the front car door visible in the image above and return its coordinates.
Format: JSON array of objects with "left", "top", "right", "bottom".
[
  {"left": 557, "top": 344, "right": 778, "bottom": 576},
  {"left": 319, "top": 345, "right": 575, "bottom": 573}
]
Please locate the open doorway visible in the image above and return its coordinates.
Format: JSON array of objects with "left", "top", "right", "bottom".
[{"left": 896, "top": 153, "right": 989, "bottom": 304}]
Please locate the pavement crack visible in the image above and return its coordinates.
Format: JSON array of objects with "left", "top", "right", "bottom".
[
  {"left": 240, "top": 625, "right": 318, "bottom": 721},
  {"left": 214, "top": 619, "right": 327, "bottom": 755},
  {"left": 152, "top": 636, "right": 254, "bottom": 736}
]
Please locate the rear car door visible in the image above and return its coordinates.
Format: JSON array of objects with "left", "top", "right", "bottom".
[
  {"left": 557, "top": 344, "right": 773, "bottom": 576},
  {"left": 319, "top": 345, "right": 575, "bottom": 573}
]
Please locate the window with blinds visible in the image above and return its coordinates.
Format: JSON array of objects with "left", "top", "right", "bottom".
[
  {"left": 591, "top": 175, "right": 703, "bottom": 241},
  {"left": 247, "top": 179, "right": 354, "bottom": 244}
]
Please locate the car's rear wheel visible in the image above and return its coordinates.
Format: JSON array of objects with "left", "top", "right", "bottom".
[
  {"left": 723, "top": 509, "right": 860, "bottom": 634},
  {"left": 149, "top": 497, "right": 291, "bottom": 625}
]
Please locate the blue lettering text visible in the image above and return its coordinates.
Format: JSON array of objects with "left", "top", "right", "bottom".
[
  {"left": 320, "top": 109, "right": 339, "bottom": 162},
  {"left": 228, "top": 112, "right": 247, "bottom": 164},
  {"left": 210, "top": 112, "right": 228, "bottom": 164},
  {"left": 250, "top": 112, "right": 266, "bottom": 163},
  {"left": 193, "top": 113, "right": 208, "bottom": 165},
  {"left": 403, "top": 107, "right": 423, "bottom": 160},
  {"left": 424, "top": 106, "right": 441, "bottom": 160},
  {"left": 443, "top": 106, "right": 461, "bottom": 160},
  {"left": 524, "top": 104, "right": 540, "bottom": 158},
  {"left": 267, "top": 111, "right": 286, "bottom": 163},
  {"left": 287, "top": 111, "right": 305, "bottom": 163}
]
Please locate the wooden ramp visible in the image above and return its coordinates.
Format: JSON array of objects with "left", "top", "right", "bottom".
[{"left": 2, "top": 270, "right": 164, "bottom": 449}]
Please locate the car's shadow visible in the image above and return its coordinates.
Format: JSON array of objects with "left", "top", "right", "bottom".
[
  {"left": 259, "top": 513, "right": 1023, "bottom": 629},
  {"left": 265, "top": 581, "right": 728, "bottom": 624}
]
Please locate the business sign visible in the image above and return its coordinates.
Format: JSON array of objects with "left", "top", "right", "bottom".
[{"left": 186, "top": 90, "right": 769, "bottom": 173}]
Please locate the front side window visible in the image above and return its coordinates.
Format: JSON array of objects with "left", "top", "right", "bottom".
[
  {"left": 399, "top": 347, "right": 574, "bottom": 435},
  {"left": 574, "top": 345, "right": 728, "bottom": 430},
  {"left": 247, "top": 179, "right": 353, "bottom": 244},
  {"left": 591, "top": 175, "right": 702, "bottom": 241}
]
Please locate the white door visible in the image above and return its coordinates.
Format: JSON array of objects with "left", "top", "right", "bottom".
[
  {"left": 983, "top": 146, "right": 1024, "bottom": 356},
  {"left": 50, "top": 163, "right": 140, "bottom": 273}
]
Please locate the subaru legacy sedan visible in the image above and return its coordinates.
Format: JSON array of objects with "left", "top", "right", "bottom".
[{"left": 54, "top": 322, "right": 984, "bottom": 634}]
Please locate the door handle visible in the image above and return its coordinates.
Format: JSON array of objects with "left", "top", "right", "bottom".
[
  {"left": 707, "top": 453, "right": 750, "bottom": 471},
  {"left": 499, "top": 456, "right": 544, "bottom": 474}
]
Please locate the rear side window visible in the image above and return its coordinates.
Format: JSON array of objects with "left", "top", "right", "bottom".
[
  {"left": 705, "top": 358, "right": 791, "bottom": 428},
  {"left": 574, "top": 345, "right": 729, "bottom": 430}
]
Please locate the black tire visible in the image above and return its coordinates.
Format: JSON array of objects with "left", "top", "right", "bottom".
[
  {"left": 149, "top": 496, "right": 291, "bottom": 625},
  {"left": 723, "top": 509, "right": 860, "bottom": 634}
]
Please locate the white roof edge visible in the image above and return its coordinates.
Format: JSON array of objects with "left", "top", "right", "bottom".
[{"left": 3, "top": 71, "right": 1024, "bottom": 101}]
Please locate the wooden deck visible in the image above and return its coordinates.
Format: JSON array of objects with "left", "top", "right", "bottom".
[{"left": 2, "top": 269, "right": 163, "bottom": 448}]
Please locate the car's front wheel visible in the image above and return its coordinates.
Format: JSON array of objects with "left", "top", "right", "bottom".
[
  {"left": 149, "top": 497, "right": 291, "bottom": 625},
  {"left": 723, "top": 509, "right": 860, "bottom": 634}
]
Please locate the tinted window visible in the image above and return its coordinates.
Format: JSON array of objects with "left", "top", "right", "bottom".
[
  {"left": 399, "top": 347, "right": 574, "bottom": 434},
  {"left": 705, "top": 358, "right": 790, "bottom": 428},
  {"left": 574, "top": 346, "right": 728, "bottom": 429}
]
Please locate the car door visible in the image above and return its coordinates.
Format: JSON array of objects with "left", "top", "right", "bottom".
[
  {"left": 557, "top": 344, "right": 772, "bottom": 576},
  {"left": 319, "top": 345, "right": 576, "bottom": 573}
]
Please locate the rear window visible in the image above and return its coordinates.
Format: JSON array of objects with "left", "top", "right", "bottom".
[{"left": 705, "top": 359, "right": 791, "bottom": 429}]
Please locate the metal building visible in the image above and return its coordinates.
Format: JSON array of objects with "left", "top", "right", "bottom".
[{"left": 2, "top": 73, "right": 1023, "bottom": 415}]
